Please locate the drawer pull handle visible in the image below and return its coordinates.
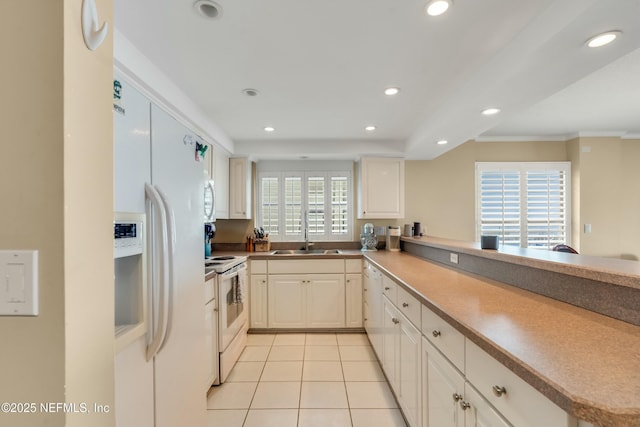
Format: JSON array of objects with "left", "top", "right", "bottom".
[
  {"left": 452, "top": 393, "right": 463, "bottom": 402},
  {"left": 492, "top": 385, "right": 507, "bottom": 397},
  {"left": 392, "top": 318, "right": 400, "bottom": 324},
  {"left": 384, "top": 287, "right": 390, "bottom": 291},
  {"left": 432, "top": 330, "right": 441, "bottom": 338},
  {"left": 459, "top": 401, "right": 471, "bottom": 410}
]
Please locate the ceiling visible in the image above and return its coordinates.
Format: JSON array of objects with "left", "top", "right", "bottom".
[{"left": 114, "top": 0, "right": 640, "bottom": 160}]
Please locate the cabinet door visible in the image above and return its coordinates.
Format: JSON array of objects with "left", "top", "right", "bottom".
[
  {"left": 250, "top": 275, "right": 268, "bottom": 328},
  {"left": 346, "top": 273, "right": 363, "bottom": 327},
  {"left": 204, "top": 300, "right": 218, "bottom": 387},
  {"left": 399, "top": 316, "right": 422, "bottom": 427},
  {"left": 463, "top": 384, "right": 511, "bottom": 427},
  {"left": 306, "top": 274, "right": 345, "bottom": 328},
  {"left": 422, "top": 337, "right": 464, "bottom": 427},
  {"left": 368, "top": 267, "right": 384, "bottom": 359},
  {"left": 358, "top": 157, "right": 405, "bottom": 219},
  {"left": 229, "top": 157, "right": 252, "bottom": 219},
  {"left": 268, "top": 275, "right": 305, "bottom": 328},
  {"left": 214, "top": 147, "right": 229, "bottom": 219},
  {"left": 382, "top": 297, "right": 400, "bottom": 393}
]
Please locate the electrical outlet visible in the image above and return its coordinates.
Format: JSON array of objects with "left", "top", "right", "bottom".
[{"left": 450, "top": 253, "right": 459, "bottom": 264}]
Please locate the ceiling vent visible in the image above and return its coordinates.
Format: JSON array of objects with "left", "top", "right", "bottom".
[{"left": 194, "top": 0, "right": 223, "bottom": 20}]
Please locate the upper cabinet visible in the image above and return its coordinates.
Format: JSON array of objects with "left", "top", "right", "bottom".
[
  {"left": 214, "top": 147, "right": 230, "bottom": 220},
  {"left": 357, "top": 157, "right": 405, "bottom": 219},
  {"left": 229, "top": 157, "right": 252, "bottom": 219}
]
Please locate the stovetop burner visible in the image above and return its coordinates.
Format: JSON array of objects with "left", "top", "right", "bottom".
[{"left": 209, "top": 256, "right": 236, "bottom": 261}]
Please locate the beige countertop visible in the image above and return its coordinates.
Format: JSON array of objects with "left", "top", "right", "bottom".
[{"left": 365, "top": 250, "right": 640, "bottom": 427}]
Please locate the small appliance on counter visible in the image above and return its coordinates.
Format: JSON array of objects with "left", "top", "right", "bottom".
[
  {"left": 386, "top": 226, "right": 401, "bottom": 251},
  {"left": 360, "top": 223, "right": 378, "bottom": 251},
  {"left": 204, "top": 223, "right": 216, "bottom": 257},
  {"left": 413, "top": 221, "right": 422, "bottom": 237},
  {"left": 403, "top": 224, "right": 414, "bottom": 237}
]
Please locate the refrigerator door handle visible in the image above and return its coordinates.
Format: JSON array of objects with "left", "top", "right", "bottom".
[
  {"left": 156, "top": 186, "right": 176, "bottom": 350},
  {"left": 145, "top": 183, "right": 170, "bottom": 361}
]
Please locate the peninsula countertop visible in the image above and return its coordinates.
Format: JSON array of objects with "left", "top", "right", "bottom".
[{"left": 364, "top": 250, "right": 640, "bottom": 427}]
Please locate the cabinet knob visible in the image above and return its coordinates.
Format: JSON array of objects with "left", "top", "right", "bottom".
[
  {"left": 452, "top": 393, "right": 463, "bottom": 402},
  {"left": 459, "top": 401, "right": 471, "bottom": 411},
  {"left": 432, "top": 330, "right": 441, "bottom": 338},
  {"left": 492, "top": 385, "right": 507, "bottom": 397},
  {"left": 392, "top": 318, "right": 399, "bottom": 324},
  {"left": 402, "top": 302, "right": 409, "bottom": 308},
  {"left": 384, "top": 287, "right": 390, "bottom": 291}
]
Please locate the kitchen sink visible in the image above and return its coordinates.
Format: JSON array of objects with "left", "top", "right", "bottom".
[{"left": 269, "top": 249, "right": 342, "bottom": 255}]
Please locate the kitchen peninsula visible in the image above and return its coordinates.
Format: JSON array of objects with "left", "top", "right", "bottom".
[{"left": 363, "top": 236, "right": 640, "bottom": 427}]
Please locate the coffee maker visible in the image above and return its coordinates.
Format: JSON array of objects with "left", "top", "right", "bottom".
[{"left": 386, "top": 226, "right": 401, "bottom": 251}]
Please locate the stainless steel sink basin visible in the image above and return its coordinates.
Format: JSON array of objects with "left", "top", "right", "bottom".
[{"left": 270, "top": 249, "right": 342, "bottom": 255}]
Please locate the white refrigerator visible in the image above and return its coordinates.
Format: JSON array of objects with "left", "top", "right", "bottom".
[{"left": 114, "top": 75, "right": 207, "bottom": 427}]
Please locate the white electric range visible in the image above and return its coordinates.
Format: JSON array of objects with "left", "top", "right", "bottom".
[{"left": 205, "top": 255, "right": 248, "bottom": 384}]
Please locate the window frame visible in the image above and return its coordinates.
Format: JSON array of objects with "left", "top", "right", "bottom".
[
  {"left": 257, "top": 168, "right": 353, "bottom": 242},
  {"left": 475, "top": 161, "right": 571, "bottom": 250}
]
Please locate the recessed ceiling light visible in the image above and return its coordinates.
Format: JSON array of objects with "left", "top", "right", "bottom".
[
  {"left": 481, "top": 107, "right": 501, "bottom": 116},
  {"left": 242, "top": 88, "right": 259, "bottom": 97},
  {"left": 384, "top": 87, "right": 400, "bottom": 96},
  {"left": 264, "top": 126, "right": 275, "bottom": 132},
  {"left": 425, "top": 0, "right": 452, "bottom": 16},
  {"left": 586, "top": 31, "right": 621, "bottom": 48},
  {"left": 194, "top": 0, "right": 223, "bottom": 19},
  {"left": 436, "top": 139, "right": 448, "bottom": 145},
  {"left": 365, "top": 125, "right": 377, "bottom": 131}
]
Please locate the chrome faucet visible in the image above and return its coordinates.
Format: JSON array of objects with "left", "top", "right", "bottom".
[{"left": 303, "top": 210, "right": 313, "bottom": 251}]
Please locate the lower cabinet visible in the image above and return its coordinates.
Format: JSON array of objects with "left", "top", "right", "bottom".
[
  {"left": 268, "top": 274, "right": 345, "bottom": 328},
  {"left": 422, "top": 336, "right": 464, "bottom": 427},
  {"left": 250, "top": 275, "right": 268, "bottom": 328},
  {"left": 364, "top": 262, "right": 384, "bottom": 359},
  {"left": 346, "top": 273, "right": 363, "bottom": 327},
  {"left": 382, "top": 296, "right": 422, "bottom": 427}
]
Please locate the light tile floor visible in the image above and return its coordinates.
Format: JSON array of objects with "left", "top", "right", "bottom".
[{"left": 207, "top": 333, "right": 407, "bottom": 427}]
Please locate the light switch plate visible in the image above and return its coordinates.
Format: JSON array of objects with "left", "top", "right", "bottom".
[
  {"left": 0, "top": 250, "right": 38, "bottom": 316},
  {"left": 450, "top": 253, "right": 459, "bottom": 264}
]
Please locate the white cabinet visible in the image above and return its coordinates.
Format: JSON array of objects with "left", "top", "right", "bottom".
[
  {"left": 364, "top": 262, "right": 384, "bottom": 359},
  {"left": 399, "top": 313, "right": 422, "bottom": 427},
  {"left": 357, "top": 157, "right": 405, "bottom": 219},
  {"left": 346, "top": 273, "right": 363, "bottom": 327},
  {"left": 204, "top": 278, "right": 218, "bottom": 388},
  {"left": 306, "top": 275, "right": 346, "bottom": 328},
  {"left": 268, "top": 274, "right": 345, "bottom": 328},
  {"left": 214, "top": 147, "right": 229, "bottom": 219},
  {"left": 268, "top": 275, "right": 306, "bottom": 328},
  {"left": 465, "top": 339, "right": 571, "bottom": 427},
  {"left": 382, "top": 297, "right": 400, "bottom": 392},
  {"left": 422, "top": 336, "right": 464, "bottom": 427},
  {"left": 229, "top": 157, "right": 252, "bottom": 219},
  {"left": 462, "top": 384, "right": 511, "bottom": 427},
  {"left": 383, "top": 294, "right": 422, "bottom": 427},
  {"left": 250, "top": 274, "right": 268, "bottom": 328}
]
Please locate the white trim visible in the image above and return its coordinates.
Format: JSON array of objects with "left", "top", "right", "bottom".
[{"left": 113, "top": 29, "right": 234, "bottom": 155}]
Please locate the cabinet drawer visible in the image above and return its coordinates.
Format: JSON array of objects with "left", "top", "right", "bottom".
[
  {"left": 268, "top": 259, "right": 344, "bottom": 274},
  {"left": 382, "top": 275, "right": 397, "bottom": 305},
  {"left": 346, "top": 258, "right": 362, "bottom": 273},
  {"left": 396, "top": 286, "right": 421, "bottom": 327},
  {"left": 204, "top": 278, "right": 215, "bottom": 304},
  {"left": 466, "top": 339, "right": 569, "bottom": 427},
  {"left": 251, "top": 260, "right": 267, "bottom": 274},
  {"left": 421, "top": 305, "right": 464, "bottom": 372}
]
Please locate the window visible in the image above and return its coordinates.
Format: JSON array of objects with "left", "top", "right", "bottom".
[
  {"left": 257, "top": 165, "right": 352, "bottom": 242},
  {"left": 476, "top": 162, "right": 571, "bottom": 249}
]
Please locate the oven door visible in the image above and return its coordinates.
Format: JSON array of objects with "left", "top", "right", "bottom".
[{"left": 217, "top": 264, "right": 248, "bottom": 351}]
